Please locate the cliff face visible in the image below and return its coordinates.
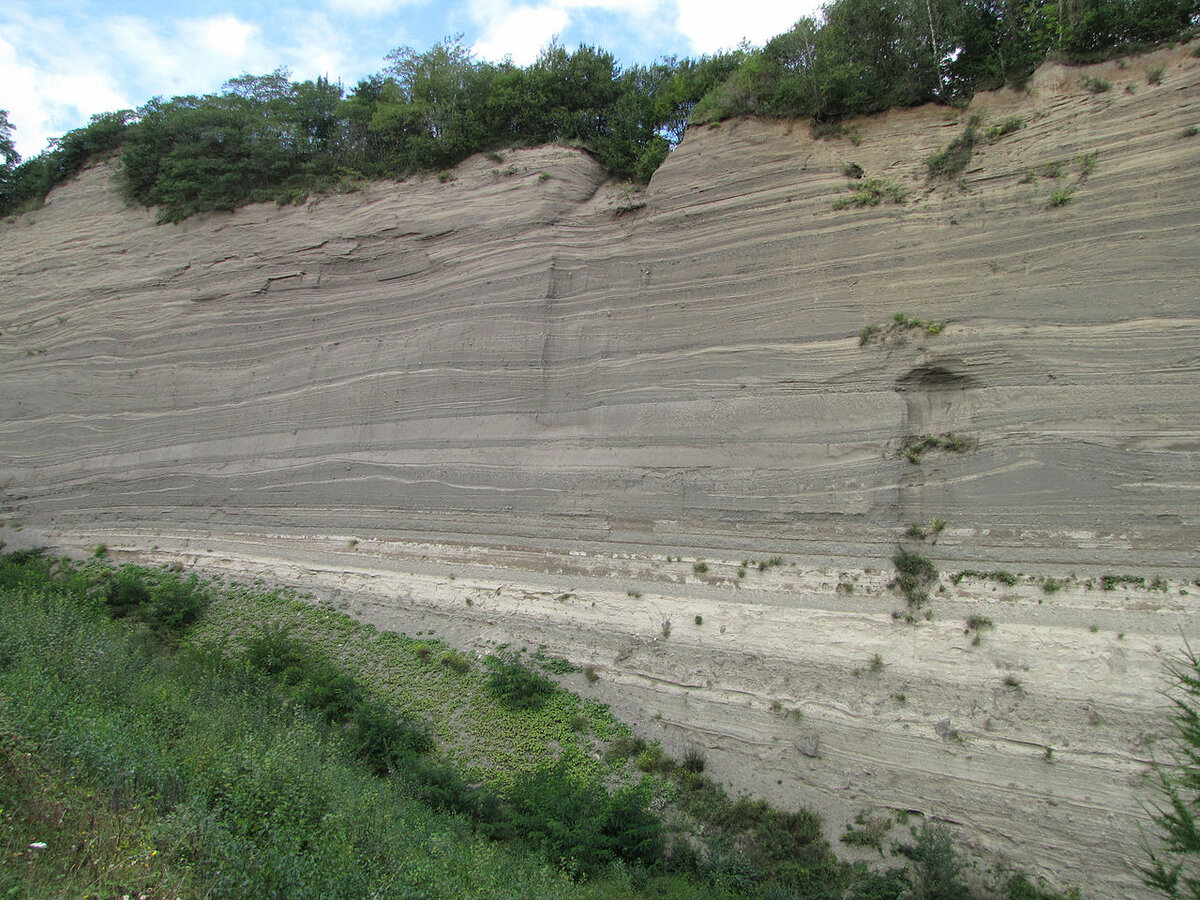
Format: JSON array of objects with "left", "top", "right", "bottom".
[{"left": 3, "top": 46, "right": 1199, "bottom": 894}]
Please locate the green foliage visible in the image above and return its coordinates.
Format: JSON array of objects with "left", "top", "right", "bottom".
[
  {"left": 485, "top": 651, "right": 557, "bottom": 710},
  {"left": 244, "top": 624, "right": 433, "bottom": 772},
  {"left": 905, "top": 432, "right": 972, "bottom": 463},
  {"left": 1048, "top": 187, "right": 1075, "bottom": 206},
  {"left": 895, "top": 824, "right": 970, "bottom": 899},
  {"left": 1081, "top": 75, "right": 1113, "bottom": 93},
  {"left": 840, "top": 810, "right": 893, "bottom": 855},
  {"left": 1102, "top": 573, "right": 1146, "bottom": 591},
  {"left": 498, "top": 761, "right": 663, "bottom": 879},
  {"left": 1142, "top": 643, "right": 1200, "bottom": 899},
  {"left": 0, "top": 561, "right": 587, "bottom": 900},
  {"left": 965, "top": 615, "right": 995, "bottom": 632},
  {"left": 0, "top": 110, "right": 133, "bottom": 217},
  {"left": 987, "top": 116, "right": 1025, "bottom": 140},
  {"left": 893, "top": 550, "right": 938, "bottom": 610},
  {"left": 682, "top": 746, "right": 706, "bottom": 773},
  {"left": 833, "top": 177, "right": 906, "bottom": 209},
  {"left": 951, "top": 569, "right": 1018, "bottom": 586},
  {"left": 440, "top": 648, "right": 473, "bottom": 673},
  {"left": 1148, "top": 65, "right": 1166, "bottom": 85},
  {"left": 927, "top": 126, "right": 979, "bottom": 180}
]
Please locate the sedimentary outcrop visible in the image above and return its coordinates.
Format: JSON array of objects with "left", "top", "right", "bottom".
[{"left": 3, "top": 47, "right": 1198, "bottom": 896}]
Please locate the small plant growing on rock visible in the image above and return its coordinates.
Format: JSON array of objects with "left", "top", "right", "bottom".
[
  {"left": 904, "top": 433, "right": 972, "bottom": 464},
  {"left": 840, "top": 809, "right": 893, "bottom": 856},
  {"left": 1081, "top": 75, "right": 1111, "bottom": 93},
  {"left": 892, "top": 549, "right": 938, "bottom": 611},
  {"left": 833, "top": 177, "right": 906, "bottom": 209},
  {"left": 1048, "top": 186, "right": 1075, "bottom": 207},
  {"left": 927, "top": 125, "right": 978, "bottom": 180},
  {"left": 986, "top": 116, "right": 1024, "bottom": 140}
]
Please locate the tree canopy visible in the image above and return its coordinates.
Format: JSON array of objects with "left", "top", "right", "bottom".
[{"left": 1, "top": 0, "right": 1195, "bottom": 222}]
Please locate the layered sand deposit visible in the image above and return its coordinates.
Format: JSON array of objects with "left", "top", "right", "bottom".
[{"left": 3, "top": 46, "right": 1199, "bottom": 895}]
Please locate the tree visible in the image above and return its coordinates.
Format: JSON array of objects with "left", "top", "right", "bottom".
[
  {"left": 0, "top": 110, "right": 19, "bottom": 171},
  {"left": 1143, "top": 643, "right": 1200, "bottom": 899}
]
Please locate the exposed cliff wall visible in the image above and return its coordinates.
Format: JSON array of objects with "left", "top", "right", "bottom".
[{"left": 2, "top": 47, "right": 1199, "bottom": 895}]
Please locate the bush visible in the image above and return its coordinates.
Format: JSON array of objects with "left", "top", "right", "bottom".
[
  {"left": 501, "top": 762, "right": 663, "bottom": 878},
  {"left": 927, "top": 126, "right": 978, "bottom": 180},
  {"left": 893, "top": 550, "right": 937, "bottom": 610},
  {"left": 244, "top": 626, "right": 433, "bottom": 771},
  {"left": 439, "top": 649, "right": 472, "bottom": 673},
  {"left": 987, "top": 117, "right": 1024, "bottom": 140},
  {"left": 896, "top": 824, "right": 969, "bottom": 900},
  {"left": 1141, "top": 643, "right": 1200, "bottom": 898},
  {"left": 682, "top": 746, "right": 706, "bottom": 773},
  {"left": 147, "top": 575, "right": 208, "bottom": 631},
  {"left": 485, "top": 652, "right": 556, "bottom": 710},
  {"left": 104, "top": 571, "right": 151, "bottom": 616},
  {"left": 1081, "top": 75, "right": 1112, "bottom": 93},
  {"left": 833, "top": 177, "right": 906, "bottom": 209}
]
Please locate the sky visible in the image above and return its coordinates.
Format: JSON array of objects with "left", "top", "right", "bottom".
[{"left": 1, "top": 0, "right": 824, "bottom": 161}]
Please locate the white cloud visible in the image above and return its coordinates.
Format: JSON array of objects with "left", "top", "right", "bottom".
[
  {"left": 674, "top": 0, "right": 821, "bottom": 54},
  {"left": 193, "top": 14, "right": 261, "bottom": 60},
  {"left": 326, "top": 0, "right": 409, "bottom": 15},
  {"left": 470, "top": 2, "right": 570, "bottom": 64}
]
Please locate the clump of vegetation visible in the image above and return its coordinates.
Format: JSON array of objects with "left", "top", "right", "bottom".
[
  {"left": 904, "top": 432, "right": 973, "bottom": 464},
  {"left": 965, "top": 615, "right": 995, "bottom": 632},
  {"left": 1146, "top": 65, "right": 1165, "bottom": 85},
  {"left": 754, "top": 555, "right": 785, "bottom": 572},
  {"left": 531, "top": 648, "right": 578, "bottom": 675},
  {"left": 1081, "top": 74, "right": 1112, "bottom": 93},
  {"left": 927, "top": 125, "right": 979, "bottom": 180},
  {"left": 843, "top": 161, "right": 865, "bottom": 178},
  {"left": 860, "top": 312, "right": 943, "bottom": 347},
  {"left": 833, "top": 176, "right": 906, "bottom": 209},
  {"left": 1102, "top": 573, "right": 1146, "bottom": 591},
  {"left": 1042, "top": 160, "right": 1065, "bottom": 178},
  {"left": 1141, "top": 642, "right": 1200, "bottom": 898},
  {"left": 484, "top": 652, "right": 557, "bottom": 710},
  {"left": 987, "top": 116, "right": 1025, "bottom": 140},
  {"left": 440, "top": 649, "right": 472, "bottom": 673},
  {"left": 951, "top": 569, "right": 1018, "bottom": 586},
  {"left": 1041, "top": 576, "right": 1068, "bottom": 594},
  {"left": 907, "top": 518, "right": 947, "bottom": 542},
  {"left": 892, "top": 549, "right": 938, "bottom": 612},
  {"left": 692, "top": 560, "right": 709, "bottom": 575},
  {"left": 840, "top": 809, "right": 893, "bottom": 855}
]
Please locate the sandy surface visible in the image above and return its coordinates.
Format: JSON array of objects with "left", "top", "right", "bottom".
[{"left": 3, "top": 46, "right": 1200, "bottom": 896}]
